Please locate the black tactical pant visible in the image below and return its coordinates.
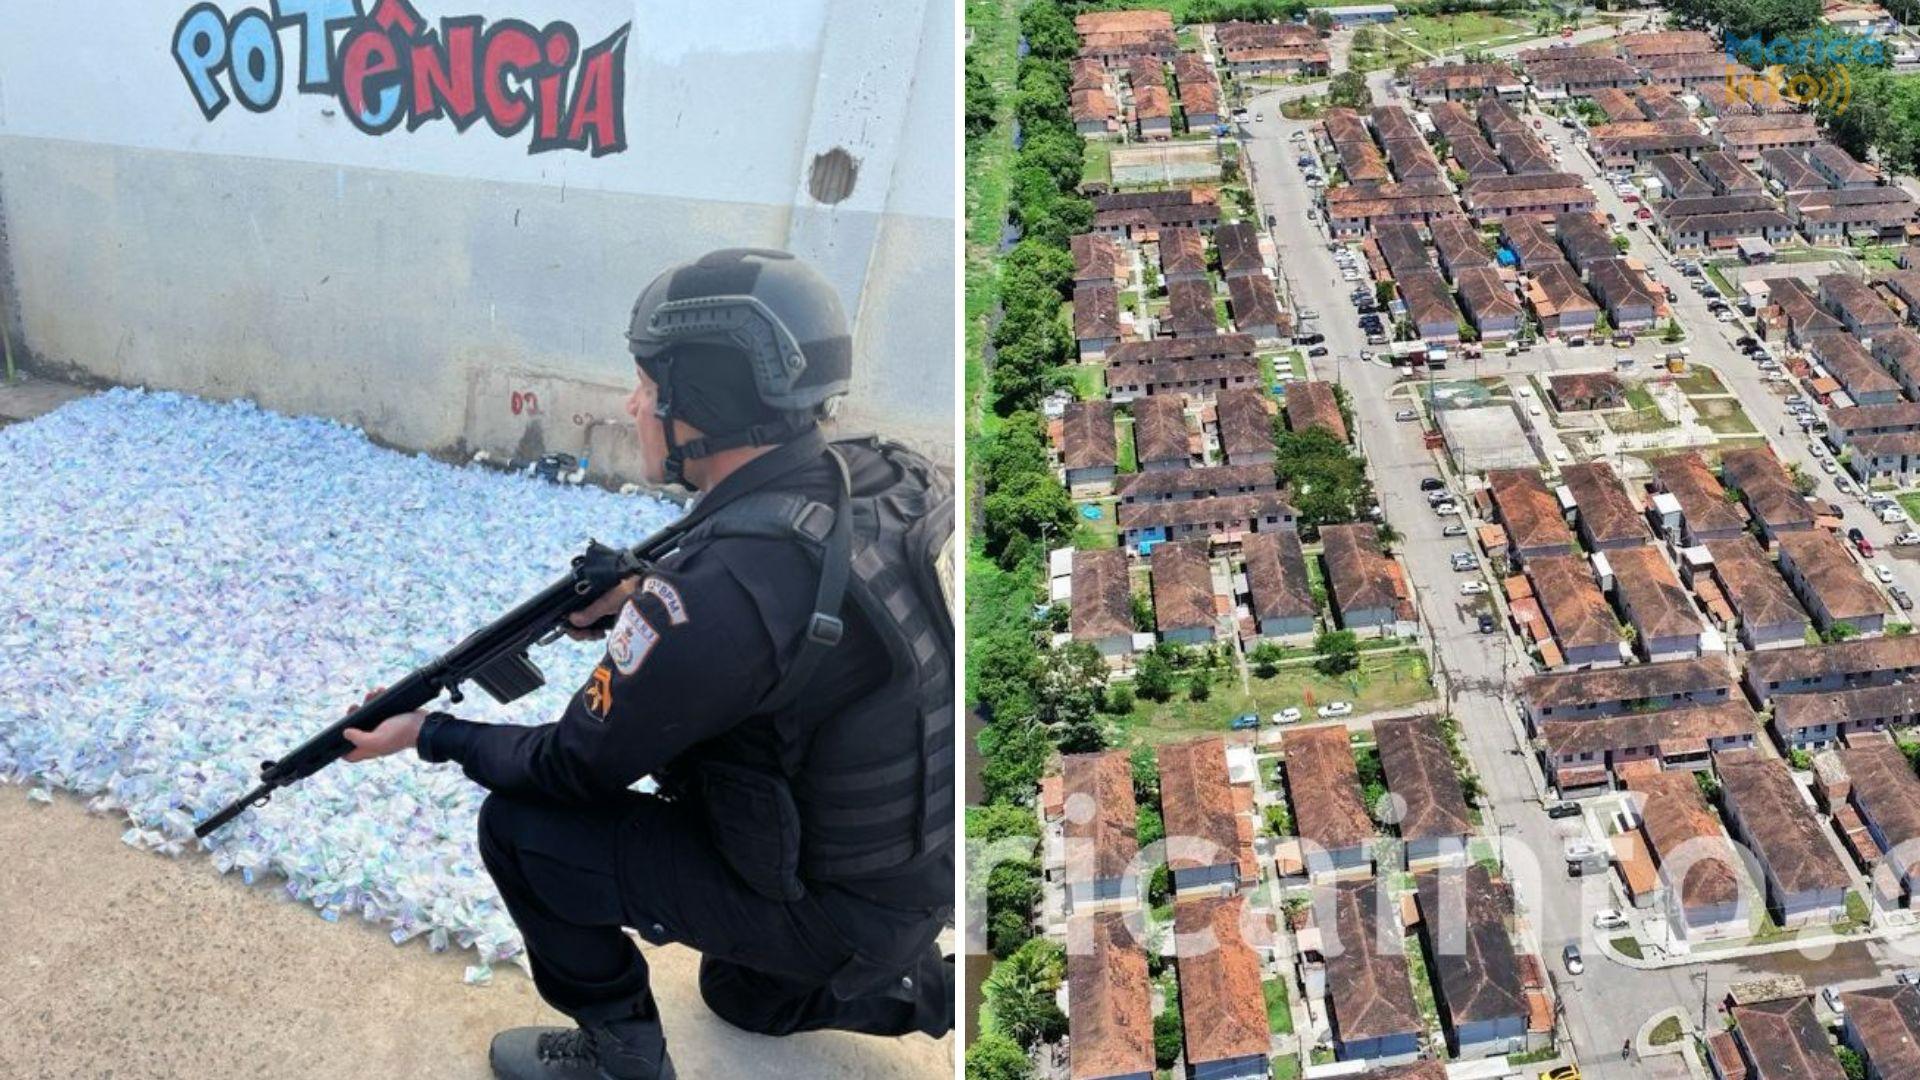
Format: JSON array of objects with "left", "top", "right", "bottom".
[{"left": 476, "top": 792, "right": 952, "bottom": 1039}]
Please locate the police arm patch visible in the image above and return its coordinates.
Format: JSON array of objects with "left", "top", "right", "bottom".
[
  {"left": 605, "top": 600, "right": 662, "bottom": 675},
  {"left": 641, "top": 577, "right": 690, "bottom": 625}
]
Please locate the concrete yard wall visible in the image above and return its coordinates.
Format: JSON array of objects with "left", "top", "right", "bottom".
[{"left": 0, "top": 0, "right": 954, "bottom": 478}]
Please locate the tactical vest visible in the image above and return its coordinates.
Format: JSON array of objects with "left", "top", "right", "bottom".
[{"left": 675, "top": 436, "right": 955, "bottom": 901}]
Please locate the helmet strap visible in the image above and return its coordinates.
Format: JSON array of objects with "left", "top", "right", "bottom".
[{"left": 651, "top": 353, "right": 816, "bottom": 489}]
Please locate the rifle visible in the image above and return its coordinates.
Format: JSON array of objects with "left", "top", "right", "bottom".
[{"left": 193, "top": 537, "right": 663, "bottom": 839}]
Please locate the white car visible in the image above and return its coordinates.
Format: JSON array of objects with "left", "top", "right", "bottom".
[
  {"left": 1883, "top": 507, "right": 1909, "bottom": 525},
  {"left": 1443, "top": 523, "right": 1468, "bottom": 537},
  {"left": 1837, "top": 477, "right": 1857, "bottom": 495},
  {"left": 1593, "top": 910, "right": 1629, "bottom": 931},
  {"left": 1824, "top": 986, "right": 1847, "bottom": 1015},
  {"left": 1897, "top": 532, "right": 1920, "bottom": 546},
  {"left": 1808, "top": 441, "right": 1826, "bottom": 458},
  {"left": 1316, "top": 701, "right": 1353, "bottom": 718},
  {"left": 1821, "top": 458, "right": 1839, "bottom": 474},
  {"left": 1433, "top": 502, "right": 1461, "bottom": 516},
  {"left": 1274, "top": 707, "right": 1303, "bottom": 725},
  {"left": 1460, "top": 580, "right": 1489, "bottom": 596},
  {"left": 1878, "top": 565, "right": 1897, "bottom": 584}
]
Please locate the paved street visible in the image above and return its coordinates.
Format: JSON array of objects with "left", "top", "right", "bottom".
[{"left": 1238, "top": 70, "right": 1920, "bottom": 1075}]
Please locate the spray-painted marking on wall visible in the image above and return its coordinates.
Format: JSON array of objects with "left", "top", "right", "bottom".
[{"left": 172, "top": 0, "right": 629, "bottom": 156}]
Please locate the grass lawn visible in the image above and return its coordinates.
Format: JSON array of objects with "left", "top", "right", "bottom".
[
  {"left": 1695, "top": 397, "right": 1757, "bottom": 435},
  {"left": 1263, "top": 977, "right": 1295, "bottom": 1036},
  {"left": 1399, "top": 11, "right": 1531, "bottom": 51},
  {"left": 1117, "top": 416, "right": 1138, "bottom": 472},
  {"left": 1081, "top": 136, "right": 1112, "bottom": 190},
  {"left": 1073, "top": 498, "right": 1119, "bottom": 550},
  {"left": 1676, "top": 367, "right": 1725, "bottom": 395},
  {"left": 1897, "top": 491, "right": 1920, "bottom": 525},
  {"left": 1270, "top": 1055, "right": 1302, "bottom": 1080},
  {"left": 1348, "top": 33, "right": 1422, "bottom": 74},
  {"left": 1650, "top": 1015, "right": 1684, "bottom": 1046},
  {"left": 1068, "top": 363, "right": 1106, "bottom": 401},
  {"left": 1611, "top": 935, "right": 1644, "bottom": 960},
  {"left": 1119, "top": 650, "right": 1435, "bottom": 743},
  {"left": 1403, "top": 929, "right": 1440, "bottom": 1037},
  {"left": 1281, "top": 96, "right": 1328, "bottom": 121},
  {"left": 1860, "top": 244, "right": 1902, "bottom": 274},
  {"left": 1702, "top": 262, "right": 1732, "bottom": 298},
  {"left": 1611, "top": 384, "right": 1676, "bottom": 433},
  {"left": 963, "top": 0, "right": 1020, "bottom": 444}
]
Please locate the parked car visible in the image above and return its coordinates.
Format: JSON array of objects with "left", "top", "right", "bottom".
[
  {"left": 1808, "top": 440, "right": 1826, "bottom": 458},
  {"left": 1546, "top": 802, "right": 1583, "bottom": 819},
  {"left": 1896, "top": 531, "right": 1920, "bottom": 546},
  {"left": 1395, "top": 408, "right": 1418, "bottom": 422},
  {"left": 1478, "top": 612, "right": 1496, "bottom": 634},
  {"left": 1230, "top": 713, "right": 1259, "bottom": 731},
  {"left": 1877, "top": 565, "right": 1896, "bottom": 584},
  {"left": 1429, "top": 489, "right": 1455, "bottom": 506},
  {"left": 1317, "top": 701, "right": 1353, "bottom": 718},
  {"left": 1307, "top": 345, "right": 1330, "bottom": 357},
  {"left": 1459, "top": 580, "right": 1489, "bottom": 596},
  {"left": 1274, "top": 707, "right": 1303, "bottom": 725},
  {"left": 1884, "top": 507, "right": 1909, "bottom": 524},
  {"left": 1893, "top": 587, "right": 1913, "bottom": 612},
  {"left": 1593, "top": 910, "right": 1629, "bottom": 930},
  {"left": 1837, "top": 477, "right": 1857, "bottom": 495},
  {"left": 1823, "top": 986, "right": 1847, "bottom": 1015},
  {"left": 1821, "top": 458, "right": 1839, "bottom": 474},
  {"left": 1562, "top": 944, "right": 1584, "bottom": 976},
  {"left": 1858, "top": 535, "right": 1876, "bottom": 558},
  {"left": 1443, "top": 523, "right": 1468, "bottom": 537},
  {"left": 1434, "top": 502, "right": 1461, "bottom": 516}
]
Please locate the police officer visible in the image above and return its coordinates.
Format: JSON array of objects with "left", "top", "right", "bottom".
[{"left": 340, "top": 249, "right": 955, "bottom": 1079}]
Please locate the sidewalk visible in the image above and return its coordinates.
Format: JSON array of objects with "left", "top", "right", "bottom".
[{"left": 0, "top": 791, "right": 950, "bottom": 1079}]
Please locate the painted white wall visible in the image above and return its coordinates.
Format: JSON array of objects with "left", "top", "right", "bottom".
[{"left": 0, "top": 0, "right": 953, "bottom": 472}]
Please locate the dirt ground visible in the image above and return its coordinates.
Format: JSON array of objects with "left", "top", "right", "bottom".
[{"left": 0, "top": 791, "right": 951, "bottom": 1080}]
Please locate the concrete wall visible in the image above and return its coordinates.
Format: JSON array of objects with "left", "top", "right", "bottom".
[{"left": 0, "top": 0, "right": 954, "bottom": 477}]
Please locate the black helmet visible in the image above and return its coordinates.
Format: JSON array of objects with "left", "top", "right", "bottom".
[{"left": 627, "top": 249, "right": 852, "bottom": 484}]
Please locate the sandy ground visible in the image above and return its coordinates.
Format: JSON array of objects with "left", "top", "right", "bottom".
[{"left": 0, "top": 791, "right": 951, "bottom": 1079}]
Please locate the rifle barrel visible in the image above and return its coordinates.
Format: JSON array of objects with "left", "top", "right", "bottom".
[{"left": 194, "top": 781, "right": 278, "bottom": 839}]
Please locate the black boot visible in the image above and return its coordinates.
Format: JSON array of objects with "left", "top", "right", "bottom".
[{"left": 488, "top": 1020, "right": 676, "bottom": 1080}]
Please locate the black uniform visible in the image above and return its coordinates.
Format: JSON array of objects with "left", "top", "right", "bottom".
[{"left": 416, "top": 444, "right": 953, "bottom": 1038}]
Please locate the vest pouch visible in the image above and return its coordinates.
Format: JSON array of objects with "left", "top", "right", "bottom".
[{"left": 697, "top": 761, "right": 807, "bottom": 902}]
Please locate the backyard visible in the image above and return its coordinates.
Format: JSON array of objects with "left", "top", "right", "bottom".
[{"left": 1117, "top": 648, "right": 1435, "bottom": 743}]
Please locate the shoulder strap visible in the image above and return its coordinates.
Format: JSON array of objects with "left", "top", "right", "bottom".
[{"left": 680, "top": 449, "right": 854, "bottom": 714}]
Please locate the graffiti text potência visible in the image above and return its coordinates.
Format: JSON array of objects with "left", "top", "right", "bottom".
[{"left": 172, "top": 0, "right": 629, "bottom": 156}]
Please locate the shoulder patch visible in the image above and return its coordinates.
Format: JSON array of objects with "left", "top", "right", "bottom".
[
  {"left": 583, "top": 663, "right": 614, "bottom": 720},
  {"left": 641, "top": 577, "right": 690, "bottom": 625},
  {"left": 606, "top": 600, "right": 661, "bottom": 676}
]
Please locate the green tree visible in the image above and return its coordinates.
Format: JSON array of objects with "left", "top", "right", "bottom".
[
  {"left": 1314, "top": 629, "right": 1361, "bottom": 676},
  {"left": 1613, "top": 234, "right": 1632, "bottom": 254},
  {"left": 986, "top": 859, "right": 1042, "bottom": 957},
  {"left": 966, "top": 52, "right": 999, "bottom": 140},
  {"left": 1138, "top": 804, "right": 1166, "bottom": 847},
  {"left": 985, "top": 468, "right": 1075, "bottom": 565},
  {"left": 969, "top": 803, "right": 1042, "bottom": 845},
  {"left": 1307, "top": 8, "right": 1334, "bottom": 32},
  {"left": 1264, "top": 801, "right": 1294, "bottom": 836},
  {"left": 1153, "top": 1006, "right": 1184, "bottom": 1069},
  {"left": 982, "top": 937, "right": 1068, "bottom": 1048},
  {"left": 1375, "top": 279, "right": 1396, "bottom": 306},
  {"left": 1148, "top": 861, "right": 1172, "bottom": 907},
  {"left": 1186, "top": 663, "right": 1213, "bottom": 701},
  {"left": 1131, "top": 591, "right": 1156, "bottom": 632},
  {"left": 966, "top": 1035, "right": 1033, "bottom": 1080},
  {"left": 1249, "top": 640, "right": 1284, "bottom": 678},
  {"left": 1131, "top": 742, "right": 1162, "bottom": 802},
  {"left": 1662, "top": 318, "right": 1684, "bottom": 343},
  {"left": 1035, "top": 642, "right": 1110, "bottom": 752},
  {"left": 1135, "top": 647, "right": 1177, "bottom": 701},
  {"left": 979, "top": 718, "right": 1053, "bottom": 805},
  {"left": 1593, "top": 310, "right": 1612, "bottom": 337},
  {"left": 1352, "top": 26, "right": 1378, "bottom": 51},
  {"left": 1837, "top": 1046, "right": 1867, "bottom": 1080},
  {"left": 1104, "top": 683, "right": 1135, "bottom": 715},
  {"left": 1327, "top": 70, "right": 1370, "bottom": 109}
]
